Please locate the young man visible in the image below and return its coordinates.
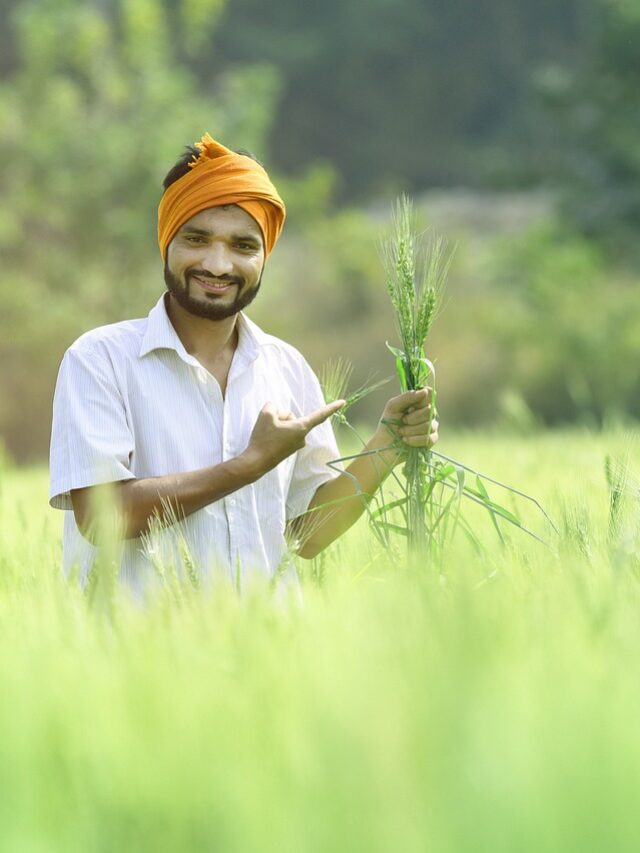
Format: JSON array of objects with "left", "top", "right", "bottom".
[{"left": 49, "top": 133, "right": 438, "bottom": 594}]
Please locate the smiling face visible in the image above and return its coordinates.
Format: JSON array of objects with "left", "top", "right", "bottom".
[{"left": 164, "top": 205, "right": 265, "bottom": 321}]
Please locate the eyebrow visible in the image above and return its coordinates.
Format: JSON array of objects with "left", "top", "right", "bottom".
[{"left": 180, "top": 226, "right": 261, "bottom": 245}]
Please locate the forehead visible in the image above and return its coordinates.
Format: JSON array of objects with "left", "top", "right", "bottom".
[{"left": 179, "top": 205, "right": 262, "bottom": 241}]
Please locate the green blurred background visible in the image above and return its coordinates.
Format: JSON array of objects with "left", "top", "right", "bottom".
[{"left": 1, "top": 0, "right": 639, "bottom": 462}]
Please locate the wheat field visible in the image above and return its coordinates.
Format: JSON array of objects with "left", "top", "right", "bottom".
[{"left": 1, "top": 428, "right": 639, "bottom": 852}]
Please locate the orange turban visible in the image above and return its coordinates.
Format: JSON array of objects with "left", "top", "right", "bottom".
[{"left": 158, "top": 133, "right": 286, "bottom": 260}]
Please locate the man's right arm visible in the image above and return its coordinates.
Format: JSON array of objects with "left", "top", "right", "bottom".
[
  {"left": 71, "top": 451, "right": 263, "bottom": 543},
  {"left": 71, "top": 398, "right": 344, "bottom": 543}
]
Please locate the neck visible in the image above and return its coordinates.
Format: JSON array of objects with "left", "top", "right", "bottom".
[{"left": 165, "top": 292, "right": 239, "bottom": 362}]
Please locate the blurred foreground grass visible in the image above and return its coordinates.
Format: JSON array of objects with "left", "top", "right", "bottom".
[{"left": 1, "top": 429, "right": 640, "bottom": 852}]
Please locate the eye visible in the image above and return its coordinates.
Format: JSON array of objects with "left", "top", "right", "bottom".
[
  {"left": 236, "top": 242, "right": 256, "bottom": 251},
  {"left": 185, "top": 236, "right": 204, "bottom": 244}
]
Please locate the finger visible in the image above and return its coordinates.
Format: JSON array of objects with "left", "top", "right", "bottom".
[
  {"left": 384, "top": 389, "right": 424, "bottom": 415},
  {"left": 400, "top": 419, "right": 439, "bottom": 437},
  {"left": 403, "top": 406, "right": 438, "bottom": 426},
  {"left": 388, "top": 387, "right": 433, "bottom": 415},
  {"left": 260, "top": 401, "right": 277, "bottom": 416},
  {"left": 402, "top": 429, "right": 439, "bottom": 448},
  {"left": 300, "top": 399, "right": 345, "bottom": 431},
  {"left": 277, "top": 410, "right": 294, "bottom": 420}
]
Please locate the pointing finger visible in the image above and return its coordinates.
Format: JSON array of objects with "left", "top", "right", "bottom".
[{"left": 300, "top": 399, "right": 345, "bottom": 432}]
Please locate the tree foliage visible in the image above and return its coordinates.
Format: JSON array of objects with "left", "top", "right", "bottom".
[
  {"left": 0, "top": 0, "right": 281, "bottom": 458},
  {"left": 211, "top": 0, "right": 588, "bottom": 199},
  {"left": 1, "top": 0, "right": 639, "bottom": 460},
  {"left": 535, "top": 0, "right": 640, "bottom": 261},
  {"left": 483, "top": 218, "right": 640, "bottom": 426}
]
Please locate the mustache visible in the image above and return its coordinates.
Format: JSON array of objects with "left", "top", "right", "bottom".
[{"left": 187, "top": 270, "right": 243, "bottom": 287}]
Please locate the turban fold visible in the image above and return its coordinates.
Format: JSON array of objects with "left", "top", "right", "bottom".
[{"left": 158, "top": 133, "right": 286, "bottom": 260}]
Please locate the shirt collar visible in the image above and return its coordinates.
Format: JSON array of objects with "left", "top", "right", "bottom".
[{"left": 139, "top": 292, "right": 270, "bottom": 364}]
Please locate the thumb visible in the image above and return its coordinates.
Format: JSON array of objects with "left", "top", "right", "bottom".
[
  {"left": 260, "top": 401, "right": 277, "bottom": 417},
  {"left": 300, "top": 399, "right": 345, "bottom": 432}
]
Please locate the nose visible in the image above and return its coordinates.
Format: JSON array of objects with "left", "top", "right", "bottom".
[{"left": 200, "top": 242, "right": 234, "bottom": 277}]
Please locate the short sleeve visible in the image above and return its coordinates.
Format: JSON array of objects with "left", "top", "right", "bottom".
[
  {"left": 285, "top": 360, "right": 345, "bottom": 522},
  {"left": 49, "top": 346, "right": 136, "bottom": 510}
]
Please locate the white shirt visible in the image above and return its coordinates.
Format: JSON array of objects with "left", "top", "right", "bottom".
[{"left": 49, "top": 292, "right": 343, "bottom": 596}]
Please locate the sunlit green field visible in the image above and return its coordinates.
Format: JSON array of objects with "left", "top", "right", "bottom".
[{"left": 2, "top": 429, "right": 640, "bottom": 852}]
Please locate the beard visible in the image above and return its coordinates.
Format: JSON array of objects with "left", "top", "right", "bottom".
[{"left": 163, "top": 262, "right": 262, "bottom": 321}]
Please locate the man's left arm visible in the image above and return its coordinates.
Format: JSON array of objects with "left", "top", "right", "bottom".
[{"left": 288, "top": 388, "right": 438, "bottom": 559}]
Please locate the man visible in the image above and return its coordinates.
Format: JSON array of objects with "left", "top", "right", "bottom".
[{"left": 49, "top": 133, "right": 438, "bottom": 595}]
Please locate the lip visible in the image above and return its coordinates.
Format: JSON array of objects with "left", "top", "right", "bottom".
[{"left": 192, "top": 275, "right": 236, "bottom": 294}]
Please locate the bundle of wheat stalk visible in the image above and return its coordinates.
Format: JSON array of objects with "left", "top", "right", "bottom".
[
  {"left": 315, "top": 196, "right": 556, "bottom": 566},
  {"left": 379, "top": 195, "right": 449, "bottom": 552}
]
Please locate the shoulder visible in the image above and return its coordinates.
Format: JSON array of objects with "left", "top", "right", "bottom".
[
  {"left": 263, "top": 334, "right": 309, "bottom": 367},
  {"left": 65, "top": 316, "right": 147, "bottom": 364},
  {"left": 257, "top": 333, "right": 322, "bottom": 394},
  {"left": 242, "top": 314, "right": 313, "bottom": 371}
]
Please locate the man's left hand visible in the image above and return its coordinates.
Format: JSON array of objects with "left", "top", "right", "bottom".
[{"left": 376, "top": 387, "right": 439, "bottom": 449}]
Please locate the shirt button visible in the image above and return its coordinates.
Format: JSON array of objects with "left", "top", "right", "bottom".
[{"left": 228, "top": 497, "right": 236, "bottom": 507}]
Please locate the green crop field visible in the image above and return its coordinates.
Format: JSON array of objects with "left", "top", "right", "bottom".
[{"left": 1, "top": 428, "right": 639, "bottom": 852}]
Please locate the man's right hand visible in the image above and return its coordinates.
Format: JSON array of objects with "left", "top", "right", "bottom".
[{"left": 242, "top": 399, "right": 345, "bottom": 475}]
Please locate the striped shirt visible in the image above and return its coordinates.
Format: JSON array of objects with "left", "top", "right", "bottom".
[{"left": 49, "top": 292, "right": 343, "bottom": 596}]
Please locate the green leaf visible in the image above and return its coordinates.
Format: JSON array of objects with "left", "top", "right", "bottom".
[
  {"left": 386, "top": 341, "right": 409, "bottom": 391},
  {"left": 432, "top": 463, "right": 456, "bottom": 482},
  {"left": 395, "top": 358, "right": 409, "bottom": 392},
  {"left": 472, "top": 477, "right": 522, "bottom": 526},
  {"left": 475, "top": 476, "right": 490, "bottom": 501},
  {"left": 474, "top": 476, "right": 505, "bottom": 543},
  {"left": 413, "top": 356, "right": 435, "bottom": 387},
  {"left": 369, "top": 497, "right": 410, "bottom": 520},
  {"left": 376, "top": 522, "right": 409, "bottom": 537},
  {"left": 385, "top": 342, "right": 405, "bottom": 359},
  {"left": 484, "top": 501, "right": 522, "bottom": 527}
]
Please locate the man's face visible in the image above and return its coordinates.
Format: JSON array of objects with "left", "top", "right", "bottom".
[{"left": 164, "top": 205, "right": 265, "bottom": 321}]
